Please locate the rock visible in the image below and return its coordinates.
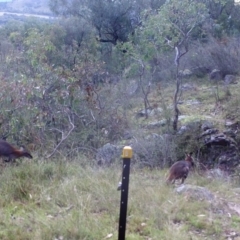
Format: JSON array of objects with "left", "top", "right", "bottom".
[
  {"left": 178, "top": 115, "right": 189, "bottom": 120},
  {"left": 147, "top": 120, "right": 168, "bottom": 129},
  {"left": 224, "top": 75, "right": 237, "bottom": 85},
  {"left": 179, "top": 69, "right": 193, "bottom": 78},
  {"left": 148, "top": 107, "right": 163, "bottom": 117},
  {"left": 204, "top": 133, "right": 236, "bottom": 147},
  {"left": 136, "top": 108, "right": 153, "bottom": 118},
  {"left": 185, "top": 100, "right": 201, "bottom": 105},
  {"left": 218, "top": 151, "right": 239, "bottom": 169},
  {"left": 175, "top": 184, "right": 215, "bottom": 201},
  {"left": 177, "top": 119, "right": 240, "bottom": 171},
  {"left": 225, "top": 120, "right": 240, "bottom": 131},
  {"left": 209, "top": 69, "right": 223, "bottom": 81},
  {"left": 96, "top": 143, "right": 122, "bottom": 166},
  {"left": 200, "top": 128, "right": 219, "bottom": 137},
  {"left": 223, "top": 130, "right": 236, "bottom": 139},
  {"left": 201, "top": 121, "right": 215, "bottom": 131},
  {"left": 181, "top": 83, "right": 196, "bottom": 91},
  {"left": 178, "top": 121, "right": 201, "bottom": 134},
  {"left": 178, "top": 125, "right": 188, "bottom": 135}
]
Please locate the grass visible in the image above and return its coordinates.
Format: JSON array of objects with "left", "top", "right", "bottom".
[
  {"left": 0, "top": 77, "right": 239, "bottom": 239},
  {"left": 0, "top": 159, "right": 239, "bottom": 239}
]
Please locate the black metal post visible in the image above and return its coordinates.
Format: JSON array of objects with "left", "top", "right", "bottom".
[{"left": 118, "top": 146, "right": 132, "bottom": 240}]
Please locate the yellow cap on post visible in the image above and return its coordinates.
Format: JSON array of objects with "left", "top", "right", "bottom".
[{"left": 122, "top": 146, "right": 133, "bottom": 159}]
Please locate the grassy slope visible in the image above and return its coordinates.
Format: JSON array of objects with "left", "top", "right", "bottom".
[
  {"left": 0, "top": 158, "right": 239, "bottom": 240},
  {"left": 0, "top": 77, "right": 239, "bottom": 239},
  {"left": 0, "top": 0, "right": 239, "bottom": 238},
  {"left": 141, "top": 76, "right": 240, "bottom": 132}
]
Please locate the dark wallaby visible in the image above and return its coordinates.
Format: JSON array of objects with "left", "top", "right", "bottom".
[
  {"left": 0, "top": 140, "right": 33, "bottom": 162},
  {"left": 166, "top": 153, "right": 194, "bottom": 184}
]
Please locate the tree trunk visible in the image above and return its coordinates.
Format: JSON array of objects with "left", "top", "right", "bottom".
[
  {"left": 173, "top": 75, "right": 180, "bottom": 131},
  {"left": 173, "top": 46, "right": 181, "bottom": 131}
]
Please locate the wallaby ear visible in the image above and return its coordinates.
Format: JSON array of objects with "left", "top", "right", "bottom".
[{"left": 185, "top": 152, "right": 193, "bottom": 157}]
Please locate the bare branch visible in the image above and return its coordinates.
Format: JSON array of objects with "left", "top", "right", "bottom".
[
  {"left": 46, "top": 112, "right": 75, "bottom": 159},
  {"left": 165, "top": 37, "right": 174, "bottom": 48}
]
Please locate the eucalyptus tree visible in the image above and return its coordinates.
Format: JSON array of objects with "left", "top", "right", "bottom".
[
  {"left": 198, "top": 0, "right": 240, "bottom": 36},
  {"left": 50, "top": 0, "right": 135, "bottom": 45},
  {"left": 140, "top": 0, "right": 208, "bottom": 131},
  {"left": 201, "top": 0, "right": 234, "bottom": 20},
  {"left": 49, "top": 0, "right": 167, "bottom": 45}
]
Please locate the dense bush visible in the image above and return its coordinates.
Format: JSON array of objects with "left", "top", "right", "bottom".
[{"left": 0, "top": 0, "right": 239, "bottom": 161}]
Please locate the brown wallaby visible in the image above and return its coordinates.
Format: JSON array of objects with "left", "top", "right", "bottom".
[
  {"left": 166, "top": 153, "right": 194, "bottom": 184},
  {"left": 0, "top": 140, "right": 33, "bottom": 162}
]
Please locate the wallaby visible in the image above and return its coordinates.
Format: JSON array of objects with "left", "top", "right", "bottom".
[
  {"left": 0, "top": 140, "right": 33, "bottom": 162},
  {"left": 166, "top": 153, "right": 194, "bottom": 184}
]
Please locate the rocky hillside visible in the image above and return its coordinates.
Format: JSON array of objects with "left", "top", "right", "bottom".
[{"left": 95, "top": 73, "right": 240, "bottom": 176}]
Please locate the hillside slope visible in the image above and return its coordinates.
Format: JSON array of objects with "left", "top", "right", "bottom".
[{"left": 0, "top": 0, "right": 51, "bottom": 14}]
